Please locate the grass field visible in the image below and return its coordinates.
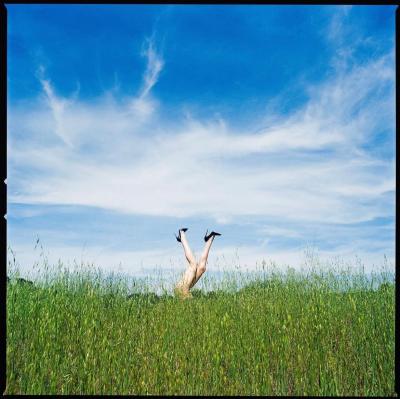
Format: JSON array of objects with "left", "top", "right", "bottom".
[{"left": 6, "top": 262, "right": 395, "bottom": 395}]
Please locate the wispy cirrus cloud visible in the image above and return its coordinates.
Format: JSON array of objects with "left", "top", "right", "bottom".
[
  {"left": 140, "top": 37, "right": 164, "bottom": 98},
  {"left": 8, "top": 44, "right": 394, "bottom": 224},
  {"left": 38, "top": 73, "right": 74, "bottom": 147},
  {"left": 130, "top": 37, "right": 164, "bottom": 116}
]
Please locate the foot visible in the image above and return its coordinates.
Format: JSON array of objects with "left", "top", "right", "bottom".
[
  {"left": 204, "top": 230, "right": 221, "bottom": 242},
  {"left": 175, "top": 228, "right": 188, "bottom": 242}
]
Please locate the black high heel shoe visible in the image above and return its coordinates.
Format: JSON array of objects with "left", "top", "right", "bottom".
[
  {"left": 204, "top": 229, "right": 221, "bottom": 242},
  {"left": 175, "top": 228, "right": 188, "bottom": 242}
]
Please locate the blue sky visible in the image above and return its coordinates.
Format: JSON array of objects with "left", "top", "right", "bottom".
[{"left": 7, "top": 5, "right": 396, "bottom": 281}]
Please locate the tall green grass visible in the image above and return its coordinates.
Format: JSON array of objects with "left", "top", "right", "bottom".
[{"left": 6, "top": 261, "right": 395, "bottom": 395}]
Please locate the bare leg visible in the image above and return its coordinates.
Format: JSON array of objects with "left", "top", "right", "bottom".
[
  {"left": 179, "top": 230, "right": 196, "bottom": 266},
  {"left": 190, "top": 236, "right": 214, "bottom": 288},
  {"left": 175, "top": 231, "right": 198, "bottom": 298}
]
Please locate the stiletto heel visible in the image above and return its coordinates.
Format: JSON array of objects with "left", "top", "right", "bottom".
[
  {"left": 204, "top": 230, "right": 221, "bottom": 242},
  {"left": 175, "top": 228, "right": 188, "bottom": 242}
]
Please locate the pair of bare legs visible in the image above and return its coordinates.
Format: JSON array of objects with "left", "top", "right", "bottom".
[{"left": 174, "top": 230, "right": 218, "bottom": 299}]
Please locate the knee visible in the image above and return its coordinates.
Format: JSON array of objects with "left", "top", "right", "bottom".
[
  {"left": 197, "top": 264, "right": 206, "bottom": 275},
  {"left": 189, "top": 260, "right": 197, "bottom": 270},
  {"left": 199, "top": 257, "right": 207, "bottom": 270}
]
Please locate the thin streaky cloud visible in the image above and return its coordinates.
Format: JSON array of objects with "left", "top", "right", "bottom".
[
  {"left": 39, "top": 76, "right": 74, "bottom": 148},
  {"left": 139, "top": 37, "right": 164, "bottom": 99}
]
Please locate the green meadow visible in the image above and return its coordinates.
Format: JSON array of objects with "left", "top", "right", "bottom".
[{"left": 6, "top": 260, "right": 395, "bottom": 395}]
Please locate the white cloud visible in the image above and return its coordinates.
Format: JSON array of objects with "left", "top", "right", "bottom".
[
  {"left": 139, "top": 37, "right": 164, "bottom": 98},
  {"left": 39, "top": 76, "right": 74, "bottom": 147},
  {"left": 327, "top": 5, "right": 353, "bottom": 44},
  {"left": 8, "top": 46, "right": 394, "bottom": 227}
]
